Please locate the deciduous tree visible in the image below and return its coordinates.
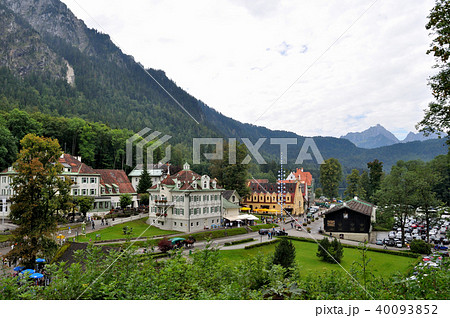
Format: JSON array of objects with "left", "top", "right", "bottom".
[{"left": 319, "top": 158, "right": 342, "bottom": 199}]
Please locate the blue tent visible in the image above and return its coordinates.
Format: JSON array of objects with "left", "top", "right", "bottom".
[
  {"left": 21, "top": 269, "right": 35, "bottom": 275},
  {"left": 29, "top": 273, "right": 44, "bottom": 279},
  {"left": 13, "top": 266, "right": 25, "bottom": 272},
  {"left": 35, "top": 258, "right": 46, "bottom": 263}
]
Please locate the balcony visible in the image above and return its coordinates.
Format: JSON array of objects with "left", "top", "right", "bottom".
[{"left": 154, "top": 199, "right": 174, "bottom": 207}]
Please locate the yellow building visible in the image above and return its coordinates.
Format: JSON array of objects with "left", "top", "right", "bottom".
[{"left": 242, "top": 180, "right": 304, "bottom": 216}]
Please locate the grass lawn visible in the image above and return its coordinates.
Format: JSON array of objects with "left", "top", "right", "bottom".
[
  {"left": 0, "top": 235, "right": 12, "bottom": 243},
  {"left": 219, "top": 240, "right": 418, "bottom": 278},
  {"left": 76, "top": 217, "right": 179, "bottom": 242}
]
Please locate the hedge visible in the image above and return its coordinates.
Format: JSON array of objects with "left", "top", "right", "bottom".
[
  {"left": 285, "top": 236, "right": 420, "bottom": 259},
  {"left": 224, "top": 238, "right": 255, "bottom": 246},
  {"left": 244, "top": 239, "right": 279, "bottom": 249},
  {"left": 178, "top": 227, "right": 248, "bottom": 241},
  {"left": 249, "top": 224, "right": 277, "bottom": 231}
]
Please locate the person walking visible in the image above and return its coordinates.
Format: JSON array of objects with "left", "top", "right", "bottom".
[{"left": 91, "top": 220, "right": 95, "bottom": 230}]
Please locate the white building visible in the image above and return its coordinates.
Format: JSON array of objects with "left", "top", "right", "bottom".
[
  {"left": 148, "top": 163, "right": 224, "bottom": 232},
  {"left": 0, "top": 154, "right": 137, "bottom": 216},
  {"left": 128, "top": 164, "right": 170, "bottom": 192}
]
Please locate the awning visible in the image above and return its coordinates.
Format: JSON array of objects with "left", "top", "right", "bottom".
[{"left": 240, "top": 207, "right": 251, "bottom": 211}]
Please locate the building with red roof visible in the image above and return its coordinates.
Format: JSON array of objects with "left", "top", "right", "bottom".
[{"left": 148, "top": 162, "right": 225, "bottom": 232}]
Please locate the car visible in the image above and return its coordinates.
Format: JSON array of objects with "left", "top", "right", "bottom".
[
  {"left": 376, "top": 239, "right": 383, "bottom": 245},
  {"left": 388, "top": 231, "right": 396, "bottom": 239},
  {"left": 258, "top": 229, "right": 270, "bottom": 235},
  {"left": 274, "top": 229, "right": 288, "bottom": 236},
  {"left": 386, "top": 239, "right": 396, "bottom": 247},
  {"left": 443, "top": 238, "right": 449, "bottom": 245},
  {"left": 396, "top": 242, "right": 403, "bottom": 248}
]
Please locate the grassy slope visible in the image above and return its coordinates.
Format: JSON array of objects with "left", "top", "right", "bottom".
[
  {"left": 219, "top": 240, "right": 418, "bottom": 278},
  {"left": 76, "top": 218, "right": 179, "bottom": 242}
]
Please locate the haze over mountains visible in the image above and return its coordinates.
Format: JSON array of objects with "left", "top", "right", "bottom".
[
  {"left": 341, "top": 124, "right": 440, "bottom": 149},
  {"left": 0, "top": 0, "right": 447, "bottom": 172}
]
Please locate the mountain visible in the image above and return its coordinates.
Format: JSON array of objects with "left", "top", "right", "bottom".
[
  {"left": 402, "top": 131, "right": 441, "bottom": 143},
  {"left": 0, "top": 0, "right": 447, "bottom": 173},
  {"left": 341, "top": 124, "right": 399, "bottom": 148}
]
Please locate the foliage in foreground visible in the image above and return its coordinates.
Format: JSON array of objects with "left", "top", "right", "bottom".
[{"left": 0, "top": 243, "right": 448, "bottom": 300}]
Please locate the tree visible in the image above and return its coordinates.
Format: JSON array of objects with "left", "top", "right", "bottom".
[
  {"left": 316, "top": 237, "right": 343, "bottom": 263},
  {"left": 315, "top": 187, "right": 323, "bottom": 198},
  {"left": 209, "top": 142, "right": 250, "bottom": 198},
  {"left": 139, "top": 193, "right": 149, "bottom": 206},
  {"left": 136, "top": 166, "right": 152, "bottom": 194},
  {"left": 158, "top": 238, "right": 173, "bottom": 253},
  {"left": 319, "top": 158, "right": 342, "bottom": 199},
  {"left": 344, "top": 169, "right": 360, "bottom": 200},
  {"left": 7, "top": 134, "right": 72, "bottom": 267},
  {"left": 410, "top": 240, "right": 432, "bottom": 255},
  {"left": 272, "top": 238, "right": 296, "bottom": 275},
  {"left": 120, "top": 193, "right": 133, "bottom": 209},
  {"left": 0, "top": 122, "right": 17, "bottom": 170},
  {"left": 428, "top": 154, "right": 450, "bottom": 205},
  {"left": 358, "top": 171, "right": 370, "bottom": 201},
  {"left": 367, "top": 159, "right": 383, "bottom": 202},
  {"left": 417, "top": 0, "right": 450, "bottom": 141},
  {"left": 76, "top": 196, "right": 95, "bottom": 219},
  {"left": 375, "top": 161, "right": 417, "bottom": 246}
]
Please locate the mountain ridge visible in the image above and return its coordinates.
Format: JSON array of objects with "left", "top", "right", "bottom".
[{"left": 0, "top": 0, "right": 447, "bottom": 172}]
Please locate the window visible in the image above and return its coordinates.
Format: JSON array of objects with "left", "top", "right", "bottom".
[
  {"left": 90, "top": 189, "right": 96, "bottom": 195},
  {"left": 99, "top": 202, "right": 103, "bottom": 209},
  {"left": 196, "top": 222, "right": 199, "bottom": 226},
  {"left": 180, "top": 223, "right": 183, "bottom": 227},
  {"left": 71, "top": 177, "right": 77, "bottom": 184},
  {"left": 343, "top": 212, "right": 349, "bottom": 219},
  {"left": 212, "top": 220, "right": 214, "bottom": 223},
  {"left": 82, "top": 189, "right": 87, "bottom": 195},
  {"left": 82, "top": 177, "right": 88, "bottom": 183},
  {"left": 174, "top": 222, "right": 177, "bottom": 226},
  {"left": 1, "top": 177, "right": 6, "bottom": 183},
  {"left": 90, "top": 178, "right": 96, "bottom": 183},
  {"left": 73, "top": 189, "right": 78, "bottom": 196},
  {"left": 191, "top": 222, "right": 193, "bottom": 226}
]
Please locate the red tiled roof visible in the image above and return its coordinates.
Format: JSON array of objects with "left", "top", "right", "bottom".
[
  {"left": 59, "top": 154, "right": 97, "bottom": 174},
  {"left": 95, "top": 169, "right": 135, "bottom": 194},
  {"left": 293, "top": 168, "right": 313, "bottom": 186}
]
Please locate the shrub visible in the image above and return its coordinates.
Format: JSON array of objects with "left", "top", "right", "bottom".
[
  {"left": 302, "top": 223, "right": 307, "bottom": 226},
  {"left": 273, "top": 238, "right": 296, "bottom": 276},
  {"left": 224, "top": 238, "right": 254, "bottom": 246},
  {"left": 410, "top": 239, "right": 432, "bottom": 254},
  {"left": 157, "top": 238, "right": 172, "bottom": 253},
  {"left": 316, "top": 237, "right": 343, "bottom": 263}
]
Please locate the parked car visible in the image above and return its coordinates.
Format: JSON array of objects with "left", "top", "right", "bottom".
[
  {"left": 386, "top": 239, "right": 396, "bottom": 247},
  {"left": 388, "top": 231, "right": 396, "bottom": 239},
  {"left": 376, "top": 239, "right": 383, "bottom": 245},
  {"left": 258, "top": 229, "right": 270, "bottom": 235},
  {"left": 274, "top": 229, "right": 288, "bottom": 236},
  {"left": 396, "top": 242, "right": 403, "bottom": 248}
]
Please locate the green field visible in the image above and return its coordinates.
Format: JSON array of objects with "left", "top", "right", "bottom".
[
  {"left": 76, "top": 218, "right": 179, "bottom": 242},
  {"left": 219, "top": 240, "right": 418, "bottom": 278}
]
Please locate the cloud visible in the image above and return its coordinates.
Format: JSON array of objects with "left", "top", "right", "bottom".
[{"left": 61, "top": 0, "right": 437, "bottom": 140}]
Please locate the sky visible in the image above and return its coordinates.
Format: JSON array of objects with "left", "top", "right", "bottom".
[{"left": 61, "top": 0, "right": 437, "bottom": 140}]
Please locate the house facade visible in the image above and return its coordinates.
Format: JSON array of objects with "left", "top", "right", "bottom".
[
  {"left": 0, "top": 154, "right": 137, "bottom": 216},
  {"left": 286, "top": 168, "right": 314, "bottom": 207},
  {"left": 323, "top": 197, "right": 376, "bottom": 242},
  {"left": 128, "top": 164, "right": 170, "bottom": 192},
  {"left": 148, "top": 163, "right": 224, "bottom": 232},
  {"left": 242, "top": 180, "right": 304, "bottom": 216}
]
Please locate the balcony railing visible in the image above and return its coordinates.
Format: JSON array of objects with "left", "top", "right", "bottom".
[{"left": 154, "top": 199, "right": 174, "bottom": 207}]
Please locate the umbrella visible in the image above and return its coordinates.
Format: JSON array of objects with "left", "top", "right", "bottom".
[
  {"left": 268, "top": 209, "right": 279, "bottom": 213},
  {"left": 240, "top": 207, "right": 251, "bottom": 211},
  {"left": 29, "top": 273, "right": 44, "bottom": 279},
  {"left": 13, "top": 266, "right": 25, "bottom": 272},
  {"left": 35, "top": 258, "right": 46, "bottom": 263},
  {"left": 20, "top": 269, "right": 35, "bottom": 275},
  {"left": 169, "top": 237, "right": 186, "bottom": 244}
]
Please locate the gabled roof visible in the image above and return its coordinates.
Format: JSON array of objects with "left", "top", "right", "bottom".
[
  {"left": 292, "top": 168, "right": 313, "bottom": 186},
  {"left": 151, "top": 168, "right": 221, "bottom": 191},
  {"left": 249, "top": 182, "right": 298, "bottom": 194},
  {"left": 324, "top": 198, "right": 374, "bottom": 217},
  {"left": 222, "top": 190, "right": 240, "bottom": 201},
  {"left": 58, "top": 154, "right": 98, "bottom": 175},
  {"left": 95, "top": 169, "right": 135, "bottom": 194}
]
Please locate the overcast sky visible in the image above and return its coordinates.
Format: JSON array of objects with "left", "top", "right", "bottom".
[{"left": 61, "top": 0, "right": 436, "bottom": 139}]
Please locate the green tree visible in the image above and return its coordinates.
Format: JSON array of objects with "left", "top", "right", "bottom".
[
  {"left": 7, "top": 134, "right": 72, "bottom": 267},
  {"left": 367, "top": 159, "right": 383, "bottom": 202},
  {"left": 137, "top": 166, "right": 152, "bottom": 194},
  {"left": 139, "top": 193, "right": 149, "bottom": 205},
  {"left": 316, "top": 237, "right": 343, "bottom": 263},
  {"left": 344, "top": 169, "right": 360, "bottom": 199},
  {"left": 6, "top": 108, "right": 42, "bottom": 144},
  {"left": 375, "top": 161, "right": 417, "bottom": 246},
  {"left": 272, "top": 238, "right": 296, "bottom": 276},
  {"left": 315, "top": 187, "right": 323, "bottom": 198},
  {"left": 0, "top": 121, "right": 17, "bottom": 170},
  {"left": 359, "top": 171, "right": 370, "bottom": 201},
  {"left": 428, "top": 154, "right": 450, "bottom": 205},
  {"left": 410, "top": 240, "right": 432, "bottom": 254},
  {"left": 319, "top": 158, "right": 342, "bottom": 199},
  {"left": 209, "top": 142, "right": 250, "bottom": 198},
  {"left": 76, "top": 196, "right": 94, "bottom": 219},
  {"left": 417, "top": 0, "right": 450, "bottom": 140},
  {"left": 120, "top": 193, "right": 133, "bottom": 209}
]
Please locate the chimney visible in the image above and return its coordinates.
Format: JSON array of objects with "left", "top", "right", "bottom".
[{"left": 354, "top": 196, "right": 358, "bottom": 201}]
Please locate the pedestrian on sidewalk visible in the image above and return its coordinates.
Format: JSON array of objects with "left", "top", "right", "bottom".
[{"left": 91, "top": 221, "right": 95, "bottom": 230}]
